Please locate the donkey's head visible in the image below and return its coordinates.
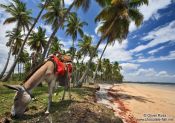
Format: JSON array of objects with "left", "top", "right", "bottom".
[{"left": 3, "top": 85, "right": 32, "bottom": 117}]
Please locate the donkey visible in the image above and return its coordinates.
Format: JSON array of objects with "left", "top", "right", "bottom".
[{"left": 4, "top": 54, "right": 72, "bottom": 118}]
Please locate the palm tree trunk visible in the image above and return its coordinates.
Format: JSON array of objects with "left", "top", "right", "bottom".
[
  {"left": 18, "top": 62, "right": 20, "bottom": 80},
  {"left": 71, "top": 40, "right": 75, "bottom": 84},
  {"left": 1, "top": 1, "right": 47, "bottom": 81},
  {"left": 0, "top": 47, "right": 12, "bottom": 79},
  {"left": 93, "top": 42, "right": 108, "bottom": 82},
  {"left": 41, "top": 1, "right": 75, "bottom": 61},
  {"left": 77, "top": 38, "right": 103, "bottom": 86},
  {"left": 77, "top": 16, "right": 118, "bottom": 87}
]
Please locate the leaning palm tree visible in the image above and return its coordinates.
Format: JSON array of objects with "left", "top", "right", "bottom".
[
  {"left": 1, "top": 0, "right": 49, "bottom": 81},
  {"left": 77, "top": 0, "right": 148, "bottom": 86},
  {"left": 0, "top": 28, "right": 23, "bottom": 79},
  {"left": 41, "top": 0, "right": 66, "bottom": 59},
  {"left": 0, "top": 0, "right": 33, "bottom": 81},
  {"left": 41, "top": 0, "right": 91, "bottom": 61},
  {"left": 66, "top": 13, "right": 88, "bottom": 60}
]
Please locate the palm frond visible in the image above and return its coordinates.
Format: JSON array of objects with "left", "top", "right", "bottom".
[
  {"left": 3, "top": 17, "right": 17, "bottom": 24},
  {"left": 129, "top": 8, "right": 143, "bottom": 27},
  {"left": 129, "top": 0, "right": 148, "bottom": 8},
  {"left": 74, "top": 0, "right": 91, "bottom": 12}
]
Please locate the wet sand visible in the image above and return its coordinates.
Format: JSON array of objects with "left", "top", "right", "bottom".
[{"left": 110, "top": 83, "right": 175, "bottom": 123}]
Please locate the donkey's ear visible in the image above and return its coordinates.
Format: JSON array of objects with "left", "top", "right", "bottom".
[{"left": 3, "top": 84, "right": 23, "bottom": 91}]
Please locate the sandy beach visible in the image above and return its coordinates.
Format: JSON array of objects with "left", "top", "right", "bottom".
[{"left": 109, "top": 83, "right": 175, "bottom": 123}]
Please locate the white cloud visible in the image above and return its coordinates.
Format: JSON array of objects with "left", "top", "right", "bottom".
[
  {"left": 40, "top": 23, "right": 52, "bottom": 35},
  {"left": 130, "top": 20, "right": 175, "bottom": 53},
  {"left": 0, "top": 0, "right": 11, "bottom": 5},
  {"left": 0, "top": 6, "right": 21, "bottom": 73},
  {"left": 60, "top": 39, "right": 73, "bottom": 51},
  {"left": 139, "top": 0, "right": 171, "bottom": 21},
  {"left": 148, "top": 46, "right": 165, "bottom": 55},
  {"left": 94, "top": 22, "right": 103, "bottom": 36},
  {"left": 156, "top": 71, "right": 171, "bottom": 77},
  {"left": 135, "top": 68, "right": 157, "bottom": 77},
  {"left": 64, "top": 0, "right": 73, "bottom": 5},
  {"left": 99, "top": 40, "right": 132, "bottom": 62},
  {"left": 123, "top": 67, "right": 175, "bottom": 82},
  {"left": 134, "top": 50, "right": 175, "bottom": 63},
  {"left": 120, "top": 63, "right": 140, "bottom": 71},
  {"left": 129, "top": 0, "right": 172, "bottom": 32}
]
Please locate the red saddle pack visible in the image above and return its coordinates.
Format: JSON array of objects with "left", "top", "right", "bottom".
[{"left": 50, "top": 55, "right": 65, "bottom": 76}]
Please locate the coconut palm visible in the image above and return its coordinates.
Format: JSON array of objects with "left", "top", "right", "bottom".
[
  {"left": 77, "top": 0, "right": 148, "bottom": 86},
  {"left": 112, "top": 61, "right": 123, "bottom": 82},
  {"left": 66, "top": 13, "right": 87, "bottom": 60},
  {"left": 1, "top": 0, "right": 49, "bottom": 81},
  {"left": 11, "top": 32, "right": 23, "bottom": 56},
  {"left": 0, "top": 0, "right": 33, "bottom": 32},
  {"left": 17, "top": 50, "right": 29, "bottom": 80},
  {"left": 41, "top": 0, "right": 66, "bottom": 58},
  {"left": 28, "top": 26, "right": 47, "bottom": 69},
  {"left": 28, "top": 26, "right": 47, "bottom": 53},
  {"left": 49, "top": 36, "right": 64, "bottom": 55},
  {"left": 93, "top": 42, "right": 109, "bottom": 81},
  {"left": 78, "top": 35, "right": 92, "bottom": 63},
  {"left": 0, "top": 28, "right": 23, "bottom": 79},
  {"left": 42, "top": 0, "right": 91, "bottom": 60}
]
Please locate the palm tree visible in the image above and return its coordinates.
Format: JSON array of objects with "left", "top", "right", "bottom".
[
  {"left": 17, "top": 50, "right": 29, "bottom": 80},
  {"left": 93, "top": 42, "right": 109, "bottom": 81},
  {"left": 28, "top": 26, "right": 47, "bottom": 53},
  {"left": 1, "top": 0, "right": 49, "bottom": 81},
  {"left": 28, "top": 26, "right": 47, "bottom": 69},
  {"left": 41, "top": 0, "right": 91, "bottom": 61},
  {"left": 11, "top": 31, "right": 23, "bottom": 57},
  {"left": 0, "top": 28, "right": 23, "bottom": 79},
  {"left": 78, "top": 35, "right": 92, "bottom": 63},
  {"left": 0, "top": 0, "right": 33, "bottom": 32},
  {"left": 41, "top": 0, "right": 66, "bottom": 59},
  {"left": 77, "top": 0, "right": 148, "bottom": 86},
  {"left": 112, "top": 61, "right": 123, "bottom": 82},
  {"left": 48, "top": 36, "right": 64, "bottom": 55},
  {"left": 66, "top": 13, "right": 87, "bottom": 60}
]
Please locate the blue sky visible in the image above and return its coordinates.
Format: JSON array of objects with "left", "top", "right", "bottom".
[{"left": 0, "top": 0, "right": 175, "bottom": 83}]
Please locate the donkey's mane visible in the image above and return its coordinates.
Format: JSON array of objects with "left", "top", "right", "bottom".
[{"left": 22, "top": 61, "right": 47, "bottom": 84}]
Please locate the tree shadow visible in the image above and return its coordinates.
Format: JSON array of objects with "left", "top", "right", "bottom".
[
  {"left": 108, "top": 92, "right": 154, "bottom": 103},
  {"left": 14, "top": 100, "right": 74, "bottom": 122}
]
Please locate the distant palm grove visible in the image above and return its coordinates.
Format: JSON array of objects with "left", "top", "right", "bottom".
[{"left": 0, "top": 0, "right": 148, "bottom": 86}]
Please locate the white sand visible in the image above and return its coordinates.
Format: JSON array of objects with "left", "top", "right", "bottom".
[{"left": 111, "top": 83, "right": 175, "bottom": 123}]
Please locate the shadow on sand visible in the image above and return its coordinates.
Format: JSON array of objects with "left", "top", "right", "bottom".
[{"left": 108, "top": 92, "right": 154, "bottom": 103}]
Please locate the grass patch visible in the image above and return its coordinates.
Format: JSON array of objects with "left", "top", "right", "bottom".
[{"left": 0, "top": 81, "right": 123, "bottom": 123}]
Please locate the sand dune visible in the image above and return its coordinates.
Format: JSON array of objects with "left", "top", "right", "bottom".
[{"left": 110, "top": 83, "right": 175, "bottom": 123}]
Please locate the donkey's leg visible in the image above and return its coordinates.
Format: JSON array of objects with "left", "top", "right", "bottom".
[
  {"left": 45, "top": 79, "right": 55, "bottom": 114},
  {"left": 68, "top": 80, "right": 71, "bottom": 100},
  {"left": 61, "top": 86, "right": 66, "bottom": 101}
]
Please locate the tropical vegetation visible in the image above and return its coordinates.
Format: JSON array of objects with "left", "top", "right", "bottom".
[{"left": 0, "top": 0, "right": 148, "bottom": 86}]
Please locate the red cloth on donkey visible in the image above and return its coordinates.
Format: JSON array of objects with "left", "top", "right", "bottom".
[{"left": 50, "top": 55, "right": 66, "bottom": 76}]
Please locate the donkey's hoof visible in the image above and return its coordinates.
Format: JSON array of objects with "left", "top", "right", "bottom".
[{"left": 45, "top": 111, "right": 50, "bottom": 115}]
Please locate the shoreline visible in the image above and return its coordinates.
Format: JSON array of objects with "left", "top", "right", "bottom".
[{"left": 109, "top": 83, "right": 175, "bottom": 123}]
